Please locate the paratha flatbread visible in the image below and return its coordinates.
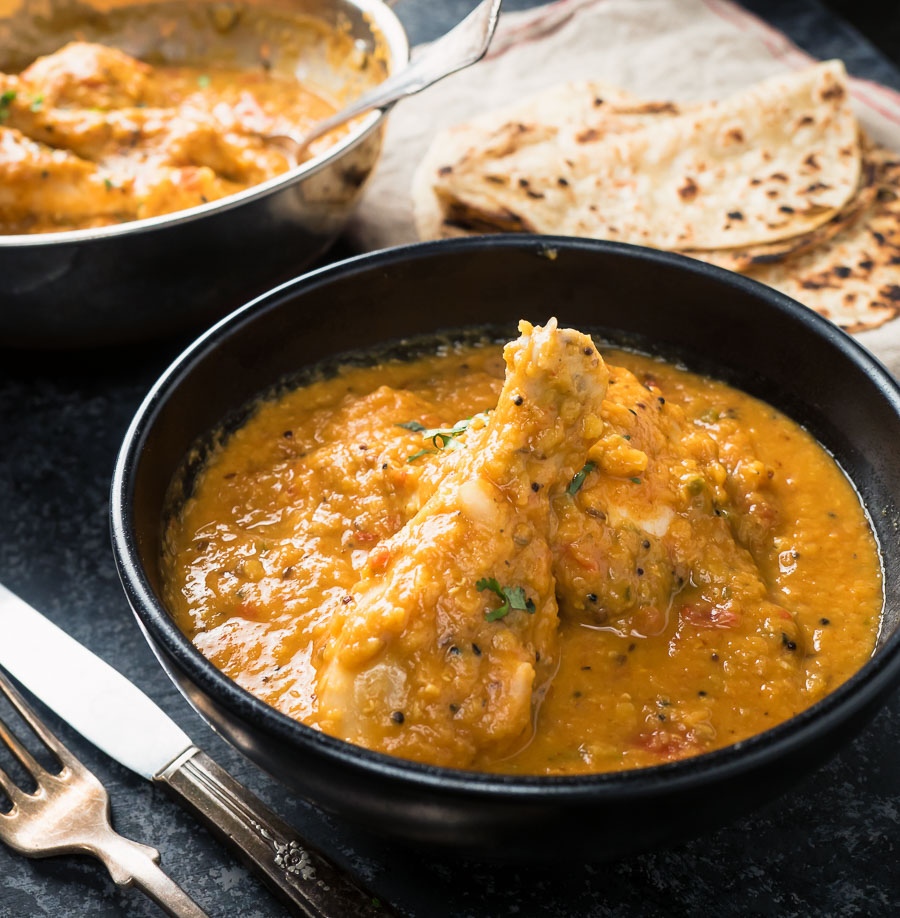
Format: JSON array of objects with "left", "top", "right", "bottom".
[
  {"left": 683, "top": 149, "right": 879, "bottom": 273},
  {"left": 418, "top": 62, "right": 860, "bottom": 250},
  {"left": 413, "top": 81, "right": 682, "bottom": 240},
  {"left": 744, "top": 145, "right": 900, "bottom": 333}
]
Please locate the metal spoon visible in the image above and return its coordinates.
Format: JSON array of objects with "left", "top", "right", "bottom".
[{"left": 265, "top": 0, "right": 502, "bottom": 160}]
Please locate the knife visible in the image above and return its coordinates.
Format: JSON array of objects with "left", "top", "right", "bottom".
[{"left": 0, "top": 582, "right": 392, "bottom": 918}]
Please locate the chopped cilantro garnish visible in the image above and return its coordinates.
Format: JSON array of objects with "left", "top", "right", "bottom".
[
  {"left": 396, "top": 420, "right": 426, "bottom": 432},
  {"left": 477, "top": 577, "right": 536, "bottom": 622},
  {"left": 197, "top": 74, "right": 211, "bottom": 88},
  {"left": 0, "top": 90, "right": 16, "bottom": 123},
  {"left": 421, "top": 411, "right": 491, "bottom": 449},
  {"left": 504, "top": 585, "right": 536, "bottom": 613},
  {"left": 406, "top": 411, "right": 490, "bottom": 462},
  {"left": 567, "top": 461, "right": 596, "bottom": 496},
  {"left": 630, "top": 477, "right": 642, "bottom": 484},
  {"left": 30, "top": 94, "right": 43, "bottom": 112}
]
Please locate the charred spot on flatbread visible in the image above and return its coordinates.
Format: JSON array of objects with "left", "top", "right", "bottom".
[
  {"left": 743, "top": 144, "right": 900, "bottom": 332},
  {"left": 683, "top": 151, "right": 879, "bottom": 274}
]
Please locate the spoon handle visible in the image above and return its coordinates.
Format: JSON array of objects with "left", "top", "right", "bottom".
[
  {"left": 156, "top": 747, "right": 395, "bottom": 918},
  {"left": 303, "top": 0, "right": 502, "bottom": 147}
]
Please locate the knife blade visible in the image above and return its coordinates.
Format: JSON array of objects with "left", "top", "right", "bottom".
[
  {"left": 0, "top": 582, "right": 191, "bottom": 779},
  {"left": 0, "top": 582, "right": 392, "bottom": 918}
]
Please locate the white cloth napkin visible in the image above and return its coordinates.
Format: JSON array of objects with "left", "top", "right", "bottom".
[{"left": 349, "top": 0, "right": 900, "bottom": 373}]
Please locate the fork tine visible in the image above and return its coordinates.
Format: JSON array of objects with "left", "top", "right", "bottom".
[
  {"left": 0, "top": 762, "right": 24, "bottom": 809},
  {"left": 0, "top": 670, "right": 69, "bottom": 771},
  {"left": 0, "top": 710, "right": 47, "bottom": 780}
]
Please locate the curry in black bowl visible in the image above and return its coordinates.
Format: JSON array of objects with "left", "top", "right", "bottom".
[
  {"left": 112, "top": 237, "right": 900, "bottom": 858},
  {"left": 160, "top": 318, "right": 880, "bottom": 775}
]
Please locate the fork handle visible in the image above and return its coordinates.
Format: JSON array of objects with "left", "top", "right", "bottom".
[
  {"left": 155, "top": 747, "right": 393, "bottom": 918},
  {"left": 88, "top": 829, "right": 211, "bottom": 918},
  {"left": 116, "top": 849, "right": 211, "bottom": 918}
]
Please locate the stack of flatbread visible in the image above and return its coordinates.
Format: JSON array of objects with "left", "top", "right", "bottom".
[{"left": 413, "top": 61, "right": 900, "bottom": 333}]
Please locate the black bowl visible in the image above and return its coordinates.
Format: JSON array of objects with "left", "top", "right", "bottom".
[{"left": 111, "top": 236, "right": 900, "bottom": 860}]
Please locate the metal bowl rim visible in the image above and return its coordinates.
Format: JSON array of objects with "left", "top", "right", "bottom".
[
  {"left": 0, "top": 0, "right": 409, "bottom": 248},
  {"left": 110, "top": 234, "right": 900, "bottom": 800}
]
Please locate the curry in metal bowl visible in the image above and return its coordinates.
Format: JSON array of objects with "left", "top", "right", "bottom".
[
  {"left": 0, "top": 40, "right": 345, "bottom": 234},
  {"left": 161, "top": 319, "right": 881, "bottom": 774}
]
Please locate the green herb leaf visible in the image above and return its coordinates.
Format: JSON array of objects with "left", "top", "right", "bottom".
[
  {"left": 477, "top": 577, "right": 510, "bottom": 622},
  {"left": 0, "top": 89, "right": 16, "bottom": 123},
  {"left": 420, "top": 411, "right": 491, "bottom": 452},
  {"left": 567, "top": 461, "right": 596, "bottom": 496},
  {"left": 30, "top": 94, "right": 43, "bottom": 112},
  {"left": 476, "top": 576, "right": 502, "bottom": 596},
  {"left": 103, "top": 178, "right": 115, "bottom": 190},
  {"left": 197, "top": 74, "right": 211, "bottom": 88},
  {"left": 504, "top": 586, "right": 536, "bottom": 613},
  {"left": 504, "top": 585, "right": 528, "bottom": 609},
  {"left": 477, "top": 578, "right": 536, "bottom": 621},
  {"left": 484, "top": 604, "right": 510, "bottom": 623},
  {"left": 630, "top": 477, "right": 642, "bottom": 484},
  {"left": 402, "top": 411, "right": 494, "bottom": 462},
  {"left": 406, "top": 448, "right": 436, "bottom": 463}
]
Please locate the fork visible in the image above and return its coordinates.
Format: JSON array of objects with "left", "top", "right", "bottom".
[{"left": 0, "top": 671, "right": 210, "bottom": 918}]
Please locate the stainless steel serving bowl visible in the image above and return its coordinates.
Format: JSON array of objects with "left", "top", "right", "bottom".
[{"left": 0, "top": 0, "right": 408, "bottom": 348}]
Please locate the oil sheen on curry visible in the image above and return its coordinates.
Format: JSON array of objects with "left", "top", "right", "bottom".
[
  {"left": 162, "top": 320, "right": 882, "bottom": 775},
  {"left": 0, "top": 41, "right": 339, "bottom": 233}
]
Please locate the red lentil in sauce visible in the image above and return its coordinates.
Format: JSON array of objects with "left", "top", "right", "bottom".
[{"left": 162, "top": 326, "right": 882, "bottom": 775}]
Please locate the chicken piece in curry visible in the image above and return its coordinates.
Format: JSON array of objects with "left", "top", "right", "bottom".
[
  {"left": 162, "top": 320, "right": 882, "bottom": 774},
  {"left": 317, "top": 321, "right": 608, "bottom": 764},
  {"left": 0, "top": 42, "right": 338, "bottom": 233}
]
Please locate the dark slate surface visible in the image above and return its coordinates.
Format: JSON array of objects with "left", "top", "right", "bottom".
[{"left": 2, "top": 2, "right": 900, "bottom": 916}]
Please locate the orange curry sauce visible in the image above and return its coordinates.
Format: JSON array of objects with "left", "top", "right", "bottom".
[
  {"left": 0, "top": 41, "right": 338, "bottom": 233},
  {"left": 162, "top": 333, "right": 882, "bottom": 775}
]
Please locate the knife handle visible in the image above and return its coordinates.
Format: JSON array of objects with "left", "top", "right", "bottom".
[{"left": 155, "top": 747, "right": 395, "bottom": 918}]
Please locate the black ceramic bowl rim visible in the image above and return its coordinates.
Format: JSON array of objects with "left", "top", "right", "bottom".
[{"left": 111, "top": 235, "right": 900, "bottom": 802}]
